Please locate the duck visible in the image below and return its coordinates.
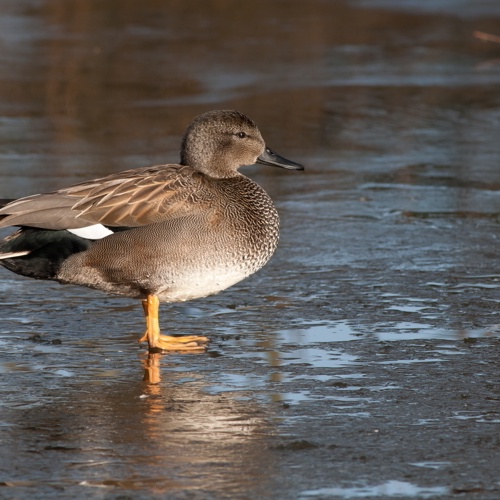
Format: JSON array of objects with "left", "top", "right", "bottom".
[{"left": 0, "top": 110, "right": 304, "bottom": 352}]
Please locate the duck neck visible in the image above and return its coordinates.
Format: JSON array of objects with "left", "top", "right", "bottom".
[{"left": 181, "top": 151, "right": 241, "bottom": 179}]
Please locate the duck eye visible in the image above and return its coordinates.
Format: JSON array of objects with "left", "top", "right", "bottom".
[{"left": 236, "top": 131, "right": 247, "bottom": 139}]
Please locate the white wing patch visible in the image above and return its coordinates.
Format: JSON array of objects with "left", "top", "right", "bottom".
[{"left": 68, "top": 224, "right": 114, "bottom": 240}]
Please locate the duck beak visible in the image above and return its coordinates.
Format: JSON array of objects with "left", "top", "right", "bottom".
[{"left": 257, "top": 147, "right": 305, "bottom": 171}]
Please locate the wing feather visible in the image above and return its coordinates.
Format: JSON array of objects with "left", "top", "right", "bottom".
[{"left": 0, "top": 164, "right": 215, "bottom": 230}]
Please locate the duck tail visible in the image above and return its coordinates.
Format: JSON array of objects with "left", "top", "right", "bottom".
[{"left": 0, "top": 227, "right": 91, "bottom": 280}]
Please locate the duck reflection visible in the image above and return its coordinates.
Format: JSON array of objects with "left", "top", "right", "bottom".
[
  {"left": 134, "top": 353, "right": 281, "bottom": 495},
  {"left": 1, "top": 348, "right": 280, "bottom": 497}
]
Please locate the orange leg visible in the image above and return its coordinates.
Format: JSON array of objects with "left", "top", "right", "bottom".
[{"left": 138, "top": 294, "right": 209, "bottom": 352}]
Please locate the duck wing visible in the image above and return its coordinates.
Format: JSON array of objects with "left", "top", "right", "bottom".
[{"left": 0, "top": 165, "right": 215, "bottom": 230}]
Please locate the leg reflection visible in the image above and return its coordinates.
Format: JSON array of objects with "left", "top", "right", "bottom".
[{"left": 143, "top": 352, "right": 162, "bottom": 384}]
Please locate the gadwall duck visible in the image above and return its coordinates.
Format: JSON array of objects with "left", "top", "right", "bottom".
[{"left": 0, "top": 110, "right": 304, "bottom": 352}]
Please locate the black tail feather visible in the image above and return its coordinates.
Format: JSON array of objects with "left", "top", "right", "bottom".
[
  {"left": 0, "top": 228, "right": 91, "bottom": 280},
  {"left": 0, "top": 199, "right": 15, "bottom": 209}
]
